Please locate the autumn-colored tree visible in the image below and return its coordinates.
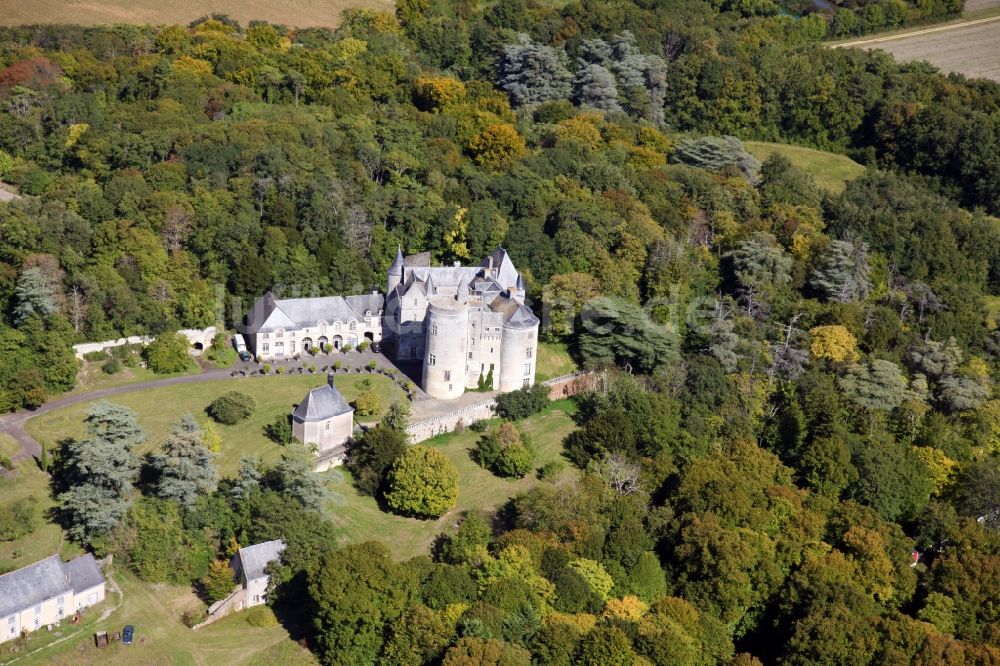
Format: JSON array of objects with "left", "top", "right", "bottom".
[
  {"left": 415, "top": 76, "right": 466, "bottom": 111},
  {"left": 809, "top": 325, "right": 860, "bottom": 364},
  {"left": 467, "top": 124, "right": 526, "bottom": 168}
]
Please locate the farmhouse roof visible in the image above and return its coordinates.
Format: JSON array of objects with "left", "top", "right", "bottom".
[
  {"left": 237, "top": 539, "right": 286, "bottom": 581},
  {"left": 0, "top": 554, "right": 105, "bottom": 620},
  {"left": 62, "top": 553, "right": 104, "bottom": 594}
]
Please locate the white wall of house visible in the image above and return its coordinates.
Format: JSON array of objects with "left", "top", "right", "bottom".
[
  {"left": 255, "top": 319, "right": 382, "bottom": 361},
  {"left": 0, "top": 583, "right": 105, "bottom": 644},
  {"left": 293, "top": 412, "right": 354, "bottom": 453},
  {"left": 245, "top": 575, "right": 270, "bottom": 608}
]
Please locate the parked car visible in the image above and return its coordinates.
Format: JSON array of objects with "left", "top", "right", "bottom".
[
  {"left": 371, "top": 342, "right": 381, "bottom": 354},
  {"left": 238, "top": 350, "right": 252, "bottom": 362},
  {"left": 122, "top": 625, "right": 134, "bottom": 645},
  {"left": 233, "top": 334, "right": 247, "bottom": 354}
]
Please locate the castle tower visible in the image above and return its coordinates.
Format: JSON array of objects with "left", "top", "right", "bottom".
[
  {"left": 497, "top": 305, "right": 540, "bottom": 392},
  {"left": 422, "top": 295, "right": 469, "bottom": 400},
  {"left": 387, "top": 246, "right": 404, "bottom": 295}
]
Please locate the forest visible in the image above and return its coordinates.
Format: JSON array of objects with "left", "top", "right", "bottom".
[{"left": 0, "top": 0, "right": 1000, "bottom": 663}]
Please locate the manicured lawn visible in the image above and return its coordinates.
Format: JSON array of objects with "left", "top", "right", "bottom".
[
  {"left": 11, "top": 569, "right": 317, "bottom": 666},
  {"left": 322, "top": 400, "right": 580, "bottom": 561},
  {"left": 744, "top": 141, "right": 866, "bottom": 194},
  {"left": 25, "top": 374, "right": 406, "bottom": 476},
  {"left": 534, "top": 340, "right": 580, "bottom": 382},
  {"left": 0, "top": 438, "right": 82, "bottom": 573}
]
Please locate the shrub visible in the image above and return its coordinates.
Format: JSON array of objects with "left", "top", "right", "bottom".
[
  {"left": 385, "top": 446, "right": 459, "bottom": 518},
  {"left": 345, "top": 425, "right": 408, "bottom": 496},
  {"left": 201, "top": 559, "right": 236, "bottom": 602},
  {"left": 182, "top": 607, "right": 207, "bottom": 628},
  {"left": 474, "top": 422, "right": 534, "bottom": 478},
  {"left": 355, "top": 390, "right": 382, "bottom": 417},
  {"left": 334, "top": 360, "right": 342, "bottom": 371},
  {"left": 245, "top": 605, "right": 278, "bottom": 627},
  {"left": 538, "top": 460, "right": 566, "bottom": 479},
  {"left": 0, "top": 497, "right": 35, "bottom": 541},
  {"left": 262, "top": 364, "right": 271, "bottom": 374},
  {"left": 469, "top": 420, "right": 489, "bottom": 433},
  {"left": 265, "top": 414, "right": 294, "bottom": 444},
  {"left": 495, "top": 383, "right": 550, "bottom": 420},
  {"left": 102, "top": 357, "right": 123, "bottom": 374},
  {"left": 358, "top": 340, "right": 370, "bottom": 352},
  {"left": 276, "top": 366, "right": 285, "bottom": 374},
  {"left": 144, "top": 332, "right": 192, "bottom": 374},
  {"left": 207, "top": 391, "right": 256, "bottom": 425},
  {"left": 367, "top": 360, "right": 377, "bottom": 371},
  {"left": 342, "top": 343, "right": 353, "bottom": 353},
  {"left": 83, "top": 350, "right": 108, "bottom": 362}
]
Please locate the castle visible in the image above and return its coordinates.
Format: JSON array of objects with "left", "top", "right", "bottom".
[{"left": 241, "top": 247, "right": 539, "bottom": 400}]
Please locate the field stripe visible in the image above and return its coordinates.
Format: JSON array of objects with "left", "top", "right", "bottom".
[{"left": 831, "top": 14, "right": 1000, "bottom": 48}]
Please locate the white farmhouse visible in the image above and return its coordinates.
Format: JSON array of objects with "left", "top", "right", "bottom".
[
  {"left": 232, "top": 539, "right": 286, "bottom": 608},
  {"left": 0, "top": 554, "right": 106, "bottom": 644}
]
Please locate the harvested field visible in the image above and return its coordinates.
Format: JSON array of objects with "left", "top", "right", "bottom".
[
  {"left": 835, "top": 15, "right": 1000, "bottom": 81},
  {"left": 0, "top": 0, "right": 390, "bottom": 29}
]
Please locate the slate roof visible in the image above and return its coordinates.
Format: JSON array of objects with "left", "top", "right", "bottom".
[
  {"left": 62, "top": 554, "right": 103, "bottom": 594},
  {"left": 242, "top": 293, "right": 385, "bottom": 334},
  {"left": 238, "top": 539, "right": 286, "bottom": 581},
  {"left": 490, "top": 294, "right": 540, "bottom": 329},
  {"left": 0, "top": 554, "right": 105, "bottom": 620},
  {"left": 292, "top": 374, "right": 354, "bottom": 421}
]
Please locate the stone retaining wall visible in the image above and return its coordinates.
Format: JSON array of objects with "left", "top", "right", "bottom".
[
  {"left": 72, "top": 327, "right": 218, "bottom": 359},
  {"left": 403, "top": 371, "right": 595, "bottom": 444}
]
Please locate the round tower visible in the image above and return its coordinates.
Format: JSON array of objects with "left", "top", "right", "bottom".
[
  {"left": 498, "top": 309, "right": 540, "bottom": 393},
  {"left": 422, "top": 295, "right": 469, "bottom": 400}
]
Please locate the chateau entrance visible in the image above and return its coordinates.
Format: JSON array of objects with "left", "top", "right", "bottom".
[
  {"left": 318, "top": 336, "right": 328, "bottom": 350},
  {"left": 332, "top": 335, "right": 343, "bottom": 350},
  {"left": 302, "top": 337, "right": 313, "bottom": 351}
]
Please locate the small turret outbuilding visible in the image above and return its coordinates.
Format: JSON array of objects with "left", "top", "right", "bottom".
[{"left": 291, "top": 372, "right": 354, "bottom": 460}]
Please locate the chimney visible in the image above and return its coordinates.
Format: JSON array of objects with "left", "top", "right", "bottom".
[{"left": 327, "top": 371, "right": 335, "bottom": 388}]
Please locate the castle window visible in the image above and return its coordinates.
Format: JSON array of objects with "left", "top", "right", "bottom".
[
  {"left": 523, "top": 362, "right": 532, "bottom": 375},
  {"left": 469, "top": 351, "right": 473, "bottom": 359},
  {"left": 276, "top": 330, "right": 283, "bottom": 338},
  {"left": 350, "top": 321, "right": 357, "bottom": 331},
  {"left": 429, "top": 354, "right": 436, "bottom": 366},
  {"left": 431, "top": 324, "right": 438, "bottom": 335},
  {"left": 444, "top": 370, "right": 451, "bottom": 381},
  {"left": 526, "top": 347, "right": 533, "bottom": 358},
  {"left": 262, "top": 343, "right": 269, "bottom": 352}
]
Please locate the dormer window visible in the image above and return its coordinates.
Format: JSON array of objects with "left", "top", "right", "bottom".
[{"left": 350, "top": 321, "right": 357, "bottom": 331}]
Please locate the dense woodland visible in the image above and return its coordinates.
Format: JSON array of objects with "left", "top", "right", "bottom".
[{"left": 1, "top": 0, "right": 1000, "bottom": 663}]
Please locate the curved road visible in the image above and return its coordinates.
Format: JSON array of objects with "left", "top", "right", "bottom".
[{"left": 0, "top": 368, "right": 234, "bottom": 465}]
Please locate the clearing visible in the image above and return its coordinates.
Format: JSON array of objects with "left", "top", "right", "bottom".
[
  {"left": 24, "top": 373, "right": 406, "bottom": 475},
  {"left": 8, "top": 570, "right": 317, "bottom": 666},
  {"left": 0, "top": 0, "right": 389, "bottom": 29},
  {"left": 0, "top": 435, "right": 84, "bottom": 573},
  {"left": 744, "top": 141, "right": 866, "bottom": 194},
  {"left": 323, "top": 400, "right": 580, "bottom": 560}
]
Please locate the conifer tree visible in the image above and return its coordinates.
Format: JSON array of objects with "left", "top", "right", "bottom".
[
  {"left": 57, "top": 401, "right": 144, "bottom": 543},
  {"left": 152, "top": 415, "right": 219, "bottom": 507}
]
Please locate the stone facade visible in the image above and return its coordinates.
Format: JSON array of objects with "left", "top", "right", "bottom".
[
  {"left": 384, "top": 247, "right": 540, "bottom": 400},
  {"left": 241, "top": 247, "right": 539, "bottom": 400}
]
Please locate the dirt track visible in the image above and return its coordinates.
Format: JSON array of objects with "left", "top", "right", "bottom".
[{"left": 835, "top": 15, "right": 1000, "bottom": 82}]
